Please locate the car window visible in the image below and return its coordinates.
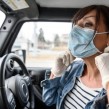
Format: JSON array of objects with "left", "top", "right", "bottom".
[
  {"left": 0, "top": 10, "right": 6, "bottom": 28},
  {"left": 12, "top": 22, "right": 72, "bottom": 67}
]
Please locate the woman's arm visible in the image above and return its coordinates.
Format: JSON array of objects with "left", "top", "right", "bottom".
[
  {"left": 95, "top": 53, "right": 109, "bottom": 108},
  {"left": 41, "top": 51, "right": 75, "bottom": 106}
]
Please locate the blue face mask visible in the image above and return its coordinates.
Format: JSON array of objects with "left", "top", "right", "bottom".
[{"left": 68, "top": 25, "right": 109, "bottom": 58}]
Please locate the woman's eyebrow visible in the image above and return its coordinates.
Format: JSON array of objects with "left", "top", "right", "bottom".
[{"left": 83, "top": 16, "right": 96, "bottom": 20}]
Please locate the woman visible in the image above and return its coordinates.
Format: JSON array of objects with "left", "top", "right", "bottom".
[{"left": 41, "top": 5, "right": 109, "bottom": 109}]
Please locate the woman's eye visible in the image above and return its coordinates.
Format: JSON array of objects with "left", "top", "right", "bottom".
[{"left": 84, "top": 23, "right": 93, "bottom": 27}]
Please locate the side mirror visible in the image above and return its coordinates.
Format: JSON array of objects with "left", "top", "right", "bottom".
[{"left": 13, "top": 49, "right": 26, "bottom": 63}]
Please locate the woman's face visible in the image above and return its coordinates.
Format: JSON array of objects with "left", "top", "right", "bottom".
[{"left": 76, "top": 10, "right": 109, "bottom": 52}]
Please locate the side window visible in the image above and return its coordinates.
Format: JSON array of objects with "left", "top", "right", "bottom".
[
  {"left": 0, "top": 10, "right": 6, "bottom": 28},
  {"left": 12, "top": 22, "right": 72, "bottom": 67}
]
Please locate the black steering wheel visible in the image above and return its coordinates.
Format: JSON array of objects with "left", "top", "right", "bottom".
[{"left": 0, "top": 53, "right": 35, "bottom": 109}]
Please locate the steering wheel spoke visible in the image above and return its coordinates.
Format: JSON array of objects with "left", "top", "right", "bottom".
[
  {"left": 5, "top": 87, "right": 16, "bottom": 109},
  {"left": 23, "top": 76, "right": 31, "bottom": 86}
]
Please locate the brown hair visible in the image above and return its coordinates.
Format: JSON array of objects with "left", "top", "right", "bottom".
[{"left": 73, "top": 5, "right": 109, "bottom": 31}]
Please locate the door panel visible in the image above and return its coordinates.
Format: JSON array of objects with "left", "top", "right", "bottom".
[
  {"left": 28, "top": 67, "right": 56, "bottom": 109},
  {"left": 12, "top": 22, "right": 71, "bottom": 109}
]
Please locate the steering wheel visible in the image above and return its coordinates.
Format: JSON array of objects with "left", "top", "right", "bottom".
[{"left": 0, "top": 53, "right": 35, "bottom": 109}]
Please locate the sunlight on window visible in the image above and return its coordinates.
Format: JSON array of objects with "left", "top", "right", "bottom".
[
  {"left": 12, "top": 22, "right": 72, "bottom": 67},
  {"left": 0, "top": 10, "right": 6, "bottom": 28}
]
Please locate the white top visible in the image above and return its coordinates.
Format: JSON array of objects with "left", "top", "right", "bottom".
[{"left": 64, "top": 77, "right": 102, "bottom": 109}]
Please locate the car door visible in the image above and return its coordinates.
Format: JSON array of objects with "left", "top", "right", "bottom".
[{"left": 11, "top": 21, "right": 72, "bottom": 109}]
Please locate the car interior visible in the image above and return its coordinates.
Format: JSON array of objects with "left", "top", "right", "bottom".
[{"left": 0, "top": 0, "right": 109, "bottom": 109}]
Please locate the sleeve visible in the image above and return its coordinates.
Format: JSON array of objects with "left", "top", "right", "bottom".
[
  {"left": 92, "top": 94, "right": 108, "bottom": 109},
  {"left": 41, "top": 70, "right": 61, "bottom": 106}
]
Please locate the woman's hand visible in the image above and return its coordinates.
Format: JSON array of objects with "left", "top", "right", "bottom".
[
  {"left": 50, "top": 50, "right": 75, "bottom": 78},
  {"left": 95, "top": 53, "right": 109, "bottom": 89}
]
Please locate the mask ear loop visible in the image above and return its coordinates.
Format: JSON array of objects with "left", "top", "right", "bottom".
[
  {"left": 96, "top": 32, "right": 109, "bottom": 53},
  {"left": 96, "top": 32, "right": 109, "bottom": 34},
  {"left": 83, "top": 30, "right": 109, "bottom": 47},
  {"left": 83, "top": 31, "right": 109, "bottom": 53}
]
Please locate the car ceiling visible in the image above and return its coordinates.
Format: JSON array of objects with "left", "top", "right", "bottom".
[
  {"left": 36, "top": 0, "right": 109, "bottom": 8},
  {"left": 1, "top": 0, "right": 109, "bottom": 22}
]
